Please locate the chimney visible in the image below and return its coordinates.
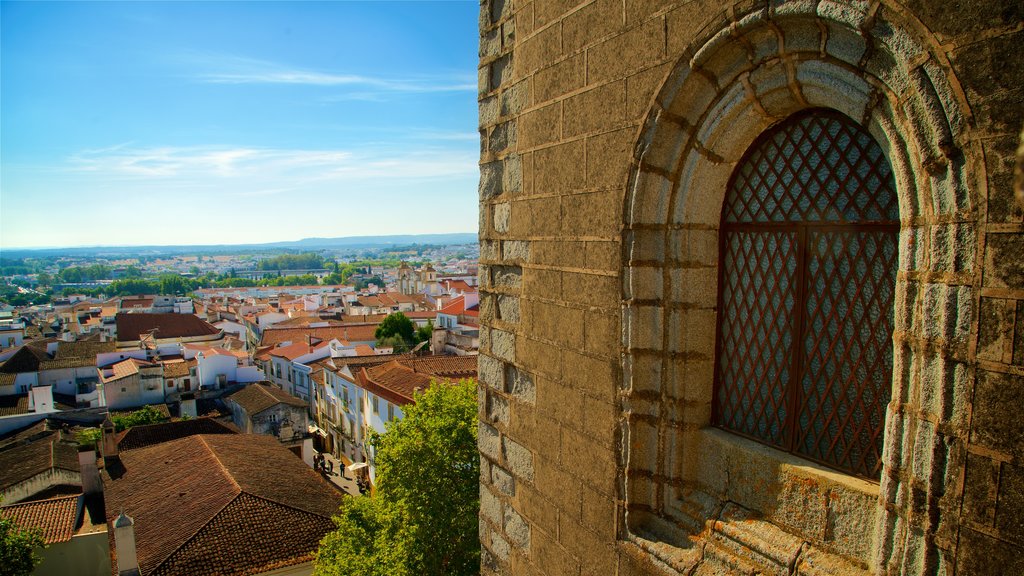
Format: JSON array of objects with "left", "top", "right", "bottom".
[
  {"left": 101, "top": 413, "right": 118, "bottom": 462},
  {"left": 79, "top": 448, "right": 102, "bottom": 496},
  {"left": 113, "top": 512, "right": 139, "bottom": 576}
]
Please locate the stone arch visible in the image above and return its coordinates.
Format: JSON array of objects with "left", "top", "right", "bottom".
[{"left": 619, "top": 2, "right": 980, "bottom": 574}]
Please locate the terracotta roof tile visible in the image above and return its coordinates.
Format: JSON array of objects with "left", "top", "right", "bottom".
[
  {"left": 260, "top": 325, "right": 379, "bottom": 348},
  {"left": 1, "top": 495, "right": 80, "bottom": 544},
  {"left": 268, "top": 340, "right": 330, "bottom": 361},
  {"left": 0, "top": 394, "right": 31, "bottom": 417},
  {"left": 103, "top": 434, "right": 344, "bottom": 576},
  {"left": 228, "top": 384, "right": 307, "bottom": 416},
  {"left": 116, "top": 313, "right": 221, "bottom": 342},
  {"left": 116, "top": 417, "right": 237, "bottom": 452},
  {"left": 360, "top": 355, "right": 477, "bottom": 405},
  {"left": 0, "top": 435, "right": 79, "bottom": 492}
]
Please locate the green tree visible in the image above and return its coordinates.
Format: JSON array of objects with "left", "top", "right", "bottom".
[
  {"left": 375, "top": 313, "right": 416, "bottom": 351},
  {"left": 0, "top": 499, "right": 44, "bottom": 576},
  {"left": 415, "top": 320, "right": 434, "bottom": 344},
  {"left": 314, "top": 380, "right": 479, "bottom": 576},
  {"left": 112, "top": 405, "right": 169, "bottom": 432}
]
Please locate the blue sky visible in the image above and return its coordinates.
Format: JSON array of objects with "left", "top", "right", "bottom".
[{"left": 1, "top": 1, "right": 480, "bottom": 249}]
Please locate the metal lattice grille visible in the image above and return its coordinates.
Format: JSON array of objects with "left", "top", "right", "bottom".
[{"left": 713, "top": 110, "right": 898, "bottom": 479}]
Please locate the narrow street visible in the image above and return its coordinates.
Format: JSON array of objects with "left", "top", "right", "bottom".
[{"left": 316, "top": 451, "right": 363, "bottom": 497}]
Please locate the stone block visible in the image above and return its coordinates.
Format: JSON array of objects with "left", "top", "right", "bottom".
[
  {"left": 481, "top": 421, "right": 503, "bottom": 460},
  {"left": 563, "top": 0, "right": 621, "bottom": 52},
  {"left": 502, "top": 240, "right": 531, "bottom": 262},
  {"left": 514, "top": 482, "right": 558, "bottom": 537},
  {"left": 523, "top": 267, "right": 561, "bottom": 296},
  {"left": 626, "top": 62, "right": 671, "bottom": 122},
  {"left": 588, "top": 17, "right": 666, "bottom": 85},
  {"left": 537, "top": 377, "right": 583, "bottom": 424},
  {"left": 502, "top": 80, "right": 530, "bottom": 118},
  {"left": 504, "top": 435, "right": 535, "bottom": 482},
  {"left": 498, "top": 294, "right": 522, "bottom": 323},
  {"left": 481, "top": 160, "right": 505, "bottom": 199},
  {"left": 534, "top": 455, "right": 583, "bottom": 518},
  {"left": 493, "top": 463, "right": 517, "bottom": 495},
  {"left": 971, "top": 369, "right": 1024, "bottom": 460},
  {"left": 983, "top": 232, "right": 1024, "bottom": 289},
  {"left": 534, "top": 53, "right": 585, "bottom": 103},
  {"left": 506, "top": 364, "right": 537, "bottom": 404},
  {"left": 534, "top": 140, "right": 586, "bottom": 195},
  {"left": 977, "top": 297, "right": 1012, "bottom": 362},
  {"left": 480, "top": 353, "right": 506, "bottom": 391},
  {"left": 504, "top": 505, "right": 532, "bottom": 550},
  {"left": 563, "top": 80, "right": 627, "bottom": 138},
  {"left": 481, "top": 484, "right": 503, "bottom": 525},
  {"left": 491, "top": 53, "right": 513, "bottom": 91},
  {"left": 520, "top": 103, "right": 562, "bottom": 149},
  {"left": 586, "top": 240, "right": 620, "bottom": 272},
  {"left": 492, "top": 265, "right": 523, "bottom": 289},
  {"left": 584, "top": 308, "right": 619, "bottom": 359},
  {"left": 586, "top": 127, "right": 633, "bottom": 189},
  {"left": 491, "top": 328, "right": 517, "bottom": 361},
  {"left": 515, "top": 23, "right": 562, "bottom": 76},
  {"left": 562, "top": 190, "right": 621, "bottom": 237},
  {"left": 955, "top": 527, "right": 1024, "bottom": 576},
  {"left": 562, "top": 270, "right": 617, "bottom": 305},
  {"left": 997, "top": 461, "right": 1024, "bottom": 544},
  {"left": 962, "top": 451, "right": 998, "bottom": 528},
  {"left": 480, "top": 95, "right": 500, "bottom": 128},
  {"left": 488, "top": 391, "right": 511, "bottom": 426},
  {"left": 494, "top": 202, "right": 512, "bottom": 233}
]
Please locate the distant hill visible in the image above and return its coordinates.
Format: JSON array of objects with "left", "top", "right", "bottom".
[{"left": 2, "top": 233, "right": 479, "bottom": 258}]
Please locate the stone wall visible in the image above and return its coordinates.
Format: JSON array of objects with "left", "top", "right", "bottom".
[{"left": 477, "top": 0, "right": 1023, "bottom": 574}]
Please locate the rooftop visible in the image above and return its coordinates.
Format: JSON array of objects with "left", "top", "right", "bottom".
[
  {"left": 103, "top": 434, "right": 344, "bottom": 576},
  {"left": 115, "top": 313, "right": 221, "bottom": 342},
  {"left": 1, "top": 494, "right": 80, "bottom": 544},
  {"left": 116, "top": 417, "right": 238, "bottom": 452},
  {"left": 228, "top": 384, "right": 308, "bottom": 416},
  {"left": 360, "top": 355, "right": 477, "bottom": 405}
]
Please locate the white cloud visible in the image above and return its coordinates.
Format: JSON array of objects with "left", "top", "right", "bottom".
[
  {"left": 193, "top": 54, "right": 475, "bottom": 93},
  {"left": 66, "top": 144, "right": 476, "bottom": 184}
]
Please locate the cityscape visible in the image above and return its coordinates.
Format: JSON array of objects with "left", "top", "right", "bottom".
[{"left": 1, "top": 1, "right": 1022, "bottom": 576}]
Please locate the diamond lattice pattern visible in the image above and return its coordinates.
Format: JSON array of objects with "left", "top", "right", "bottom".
[
  {"left": 717, "top": 231, "right": 797, "bottom": 446},
  {"left": 723, "top": 111, "right": 898, "bottom": 224},
  {"left": 714, "top": 110, "right": 898, "bottom": 479},
  {"left": 796, "top": 230, "right": 898, "bottom": 477}
]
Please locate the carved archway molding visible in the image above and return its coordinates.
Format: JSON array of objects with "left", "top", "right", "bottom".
[{"left": 619, "top": 2, "right": 979, "bottom": 574}]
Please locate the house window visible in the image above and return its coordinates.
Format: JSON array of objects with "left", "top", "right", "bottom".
[
  {"left": 387, "top": 404, "right": 394, "bottom": 421},
  {"left": 713, "top": 109, "right": 898, "bottom": 479},
  {"left": 372, "top": 396, "right": 379, "bottom": 415}
]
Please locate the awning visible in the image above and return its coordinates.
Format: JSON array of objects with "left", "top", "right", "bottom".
[
  {"left": 347, "top": 462, "right": 368, "bottom": 472},
  {"left": 308, "top": 424, "right": 327, "bottom": 437}
]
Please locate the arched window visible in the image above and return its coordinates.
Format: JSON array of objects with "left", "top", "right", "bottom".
[{"left": 713, "top": 109, "right": 899, "bottom": 479}]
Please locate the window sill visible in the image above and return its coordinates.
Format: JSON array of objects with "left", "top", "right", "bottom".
[{"left": 687, "top": 427, "right": 880, "bottom": 562}]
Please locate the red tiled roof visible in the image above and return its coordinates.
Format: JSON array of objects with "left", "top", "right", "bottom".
[
  {"left": 260, "top": 325, "right": 379, "bottom": 348},
  {"left": 442, "top": 279, "right": 474, "bottom": 294},
  {"left": 439, "top": 295, "right": 466, "bottom": 315},
  {"left": 268, "top": 340, "right": 330, "bottom": 361},
  {"left": 101, "top": 358, "right": 157, "bottom": 382},
  {"left": 359, "top": 355, "right": 477, "bottom": 406},
  {"left": 103, "top": 434, "right": 344, "bottom": 576},
  {"left": 0, "top": 394, "right": 31, "bottom": 417},
  {"left": 0, "top": 435, "right": 80, "bottom": 492},
  {"left": 161, "top": 358, "right": 195, "bottom": 378},
  {"left": 1, "top": 495, "right": 80, "bottom": 544},
  {"left": 228, "top": 384, "right": 307, "bottom": 416},
  {"left": 116, "top": 313, "right": 221, "bottom": 342},
  {"left": 116, "top": 417, "right": 238, "bottom": 452}
]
